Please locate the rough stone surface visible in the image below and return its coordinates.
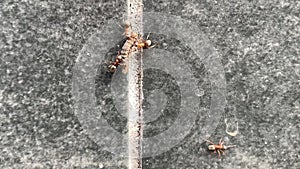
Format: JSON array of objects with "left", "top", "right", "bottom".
[{"left": 1, "top": 0, "right": 299, "bottom": 169}]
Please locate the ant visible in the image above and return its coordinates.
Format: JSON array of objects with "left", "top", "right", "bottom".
[
  {"left": 203, "top": 137, "right": 236, "bottom": 158},
  {"left": 107, "top": 22, "right": 156, "bottom": 73}
]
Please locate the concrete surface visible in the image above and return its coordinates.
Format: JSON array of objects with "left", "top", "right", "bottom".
[{"left": 1, "top": 0, "right": 299, "bottom": 168}]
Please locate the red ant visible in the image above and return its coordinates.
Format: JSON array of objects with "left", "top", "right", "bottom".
[
  {"left": 107, "top": 22, "right": 155, "bottom": 73},
  {"left": 203, "top": 137, "right": 236, "bottom": 158}
]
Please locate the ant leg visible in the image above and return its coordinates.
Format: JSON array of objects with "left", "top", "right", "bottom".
[
  {"left": 147, "top": 43, "right": 157, "bottom": 49},
  {"left": 219, "top": 137, "right": 224, "bottom": 146},
  {"left": 210, "top": 150, "right": 216, "bottom": 156},
  {"left": 217, "top": 150, "right": 221, "bottom": 158},
  {"left": 122, "top": 66, "right": 128, "bottom": 74},
  {"left": 115, "top": 50, "right": 122, "bottom": 60},
  {"left": 227, "top": 145, "right": 237, "bottom": 149},
  {"left": 220, "top": 150, "right": 225, "bottom": 156}
]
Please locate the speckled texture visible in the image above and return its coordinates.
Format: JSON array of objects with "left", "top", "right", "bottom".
[{"left": 1, "top": 0, "right": 299, "bottom": 169}]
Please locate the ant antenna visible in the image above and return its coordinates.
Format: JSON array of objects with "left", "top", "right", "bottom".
[
  {"left": 113, "top": 20, "right": 123, "bottom": 30},
  {"left": 200, "top": 137, "right": 214, "bottom": 145},
  {"left": 146, "top": 32, "right": 151, "bottom": 40}
]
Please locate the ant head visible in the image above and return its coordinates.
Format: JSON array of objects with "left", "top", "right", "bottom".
[
  {"left": 208, "top": 145, "right": 215, "bottom": 150},
  {"left": 145, "top": 40, "right": 152, "bottom": 47},
  {"left": 131, "top": 32, "right": 138, "bottom": 38},
  {"left": 108, "top": 65, "right": 116, "bottom": 72},
  {"left": 123, "top": 21, "right": 131, "bottom": 28}
]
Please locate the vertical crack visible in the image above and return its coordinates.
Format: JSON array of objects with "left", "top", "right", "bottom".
[{"left": 126, "top": 0, "right": 143, "bottom": 169}]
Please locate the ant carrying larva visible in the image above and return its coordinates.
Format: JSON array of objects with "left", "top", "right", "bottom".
[{"left": 107, "top": 22, "right": 156, "bottom": 73}]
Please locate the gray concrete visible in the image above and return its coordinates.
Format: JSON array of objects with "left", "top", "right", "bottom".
[{"left": 1, "top": 0, "right": 299, "bottom": 168}]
